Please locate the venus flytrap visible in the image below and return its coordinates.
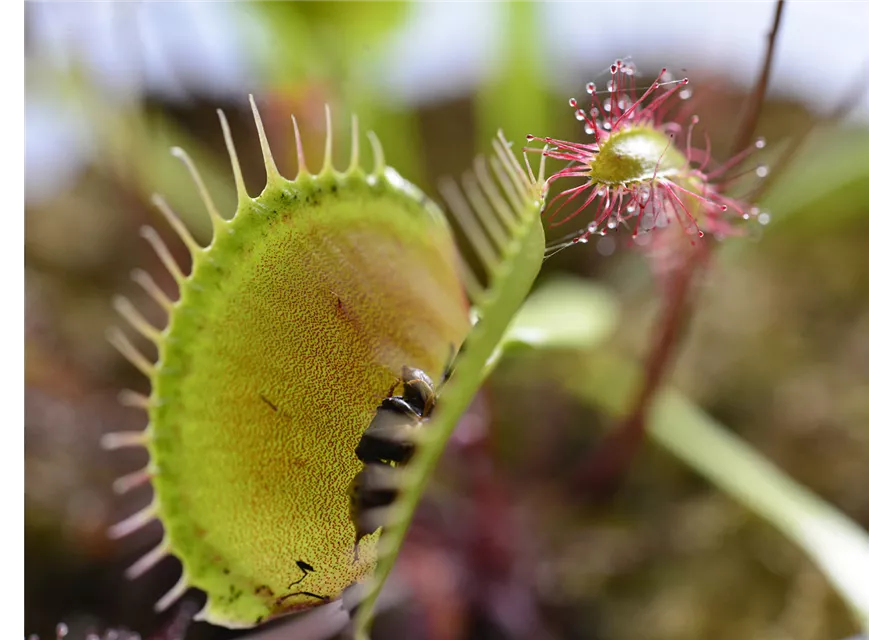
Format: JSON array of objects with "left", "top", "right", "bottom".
[
  {"left": 108, "top": 88, "right": 555, "bottom": 632},
  {"left": 107, "top": 97, "right": 470, "bottom": 628}
]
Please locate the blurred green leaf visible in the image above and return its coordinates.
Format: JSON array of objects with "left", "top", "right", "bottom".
[
  {"left": 561, "top": 351, "right": 869, "bottom": 629},
  {"left": 503, "top": 277, "right": 620, "bottom": 350},
  {"left": 761, "top": 124, "right": 868, "bottom": 230},
  {"left": 475, "top": 1, "right": 555, "bottom": 152},
  {"left": 253, "top": 1, "right": 409, "bottom": 85}
]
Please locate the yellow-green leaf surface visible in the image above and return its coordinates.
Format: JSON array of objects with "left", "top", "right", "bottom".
[{"left": 108, "top": 100, "right": 469, "bottom": 628}]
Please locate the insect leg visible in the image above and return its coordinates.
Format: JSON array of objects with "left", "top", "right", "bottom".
[
  {"left": 287, "top": 559, "right": 315, "bottom": 589},
  {"left": 278, "top": 591, "right": 329, "bottom": 604}
]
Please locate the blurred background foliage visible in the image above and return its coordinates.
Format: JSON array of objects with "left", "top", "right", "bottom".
[{"left": 24, "top": 2, "right": 867, "bottom": 639}]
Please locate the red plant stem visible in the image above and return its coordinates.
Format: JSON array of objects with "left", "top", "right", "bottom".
[
  {"left": 633, "top": 243, "right": 709, "bottom": 418},
  {"left": 731, "top": 0, "right": 786, "bottom": 157},
  {"left": 572, "top": 240, "right": 709, "bottom": 495}
]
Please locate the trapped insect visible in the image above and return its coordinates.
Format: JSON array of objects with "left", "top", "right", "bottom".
[{"left": 348, "top": 365, "right": 442, "bottom": 557}]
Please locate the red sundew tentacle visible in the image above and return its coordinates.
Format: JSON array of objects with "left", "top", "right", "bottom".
[
  {"left": 543, "top": 172, "right": 591, "bottom": 192},
  {"left": 585, "top": 188, "right": 611, "bottom": 231},
  {"left": 649, "top": 83, "right": 688, "bottom": 127},
  {"left": 542, "top": 151, "right": 591, "bottom": 164},
  {"left": 543, "top": 146, "right": 597, "bottom": 161},
  {"left": 544, "top": 136, "right": 600, "bottom": 154},
  {"left": 538, "top": 143, "right": 597, "bottom": 161},
  {"left": 685, "top": 116, "right": 700, "bottom": 163},
  {"left": 552, "top": 183, "right": 604, "bottom": 227},
  {"left": 525, "top": 136, "right": 598, "bottom": 154},
  {"left": 631, "top": 185, "right": 656, "bottom": 237},
  {"left": 640, "top": 78, "right": 689, "bottom": 124},
  {"left": 711, "top": 164, "right": 766, "bottom": 190},
  {"left": 661, "top": 181, "right": 706, "bottom": 237},
  {"left": 618, "top": 71, "right": 665, "bottom": 126},
  {"left": 664, "top": 179, "right": 726, "bottom": 214},
  {"left": 662, "top": 184, "right": 698, "bottom": 237},
  {"left": 614, "top": 69, "right": 628, "bottom": 128},
  {"left": 686, "top": 148, "right": 713, "bottom": 172},
  {"left": 633, "top": 192, "right": 659, "bottom": 238},
  {"left": 703, "top": 142, "right": 759, "bottom": 181},
  {"left": 662, "top": 85, "right": 698, "bottom": 131},
  {"left": 713, "top": 193, "right": 748, "bottom": 217},
  {"left": 696, "top": 132, "right": 713, "bottom": 172},
  {"left": 652, "top": 133, "right": 678, "bottom": 183},
  {"left": 544, "top": 170, "right": 591, "bottom": 185},
  {"left": 545, "top": 182, "right": 593, "bottom": 222},
  {"left": 547, "top": 170, "right": 591, "bottom": 180},
  {"left": 593, "top": 187, "right": 620, "bottom": 228}
]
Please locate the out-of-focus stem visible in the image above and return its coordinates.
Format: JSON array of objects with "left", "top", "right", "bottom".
[
  {"left": 731, "top": 0, "right": 787, "bottom": 157},
  {"left": 572, "top": 240, "right": 709, "bottom": 494}
]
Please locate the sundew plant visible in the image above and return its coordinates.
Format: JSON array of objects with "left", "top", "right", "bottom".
[{"left": 24, "top": 2, "right": 868, "bottom": 639}]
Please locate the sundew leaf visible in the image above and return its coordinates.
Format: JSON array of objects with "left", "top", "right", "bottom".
[
  {"left": 349, "top": 135, "right": 549, "bottom": 638},
  {"left": 106, "top": 99, "right": 470, "bottom": 628}
]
